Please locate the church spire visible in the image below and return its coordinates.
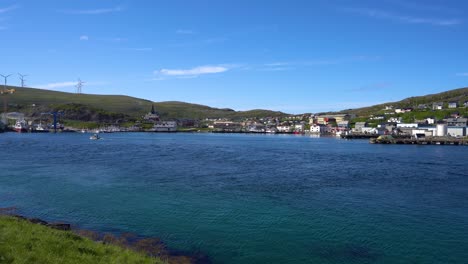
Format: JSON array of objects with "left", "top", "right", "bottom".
[{"left": 151, "top": 104, "right": 156, "bottom": 114}]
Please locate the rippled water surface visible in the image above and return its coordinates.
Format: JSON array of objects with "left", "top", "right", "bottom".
[{"left": 1, "top": 133, "right": 467, "bottom": 263}]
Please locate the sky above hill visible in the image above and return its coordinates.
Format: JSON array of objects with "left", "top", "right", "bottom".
[{"left": 1, "top": 0, "right": 467, "bottom": 113}]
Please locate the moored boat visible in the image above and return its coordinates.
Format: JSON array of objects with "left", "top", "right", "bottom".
[{"left": 14, "top": 120, "right": 28, "bottom": 133}]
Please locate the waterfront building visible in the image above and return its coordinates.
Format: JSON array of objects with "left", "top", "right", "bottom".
[
  {"left": 213, "top": 121, "right": 243, "bottom": 132},
  {"left": 447, "top": 126, "right": 467, "bottom": 137},
  {"left": 294, "top": 123, "right": 305, "bottom": 132},
  {"left": 436, "top": 124, "right": 448, "bottom": 137},
  {"left": 337, "top": 121, "right": 349, "bottom": 128},
  {"left": 309, "top": 124, "right": 323, "bottom": 134},
  {"left": 277, "top": 125, "right": 293, "bottom": 133},
  {"left": 353, "top": 122, "right": 367, "bottom": 132},
  {"left": 153, "top": 121, "right": 177, "bottom": 132}
]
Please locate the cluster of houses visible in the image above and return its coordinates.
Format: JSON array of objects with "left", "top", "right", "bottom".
[
  {"left": 139, "top": 101, "right": 467, "bottom": 137},
  {"left": 205, "top": 102, "right": 468, "bottom": 138},
  {"left": 351, "top": 118, "right": 467, "bottom": 138}
]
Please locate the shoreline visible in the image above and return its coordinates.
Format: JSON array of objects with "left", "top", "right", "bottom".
[{"left": 0, "top": 207, "right": 211, "bottom": 264}]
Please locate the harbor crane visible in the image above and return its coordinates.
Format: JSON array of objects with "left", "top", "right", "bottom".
[{"left": 41, "top": 111, "right": 64, "bottom": 133}]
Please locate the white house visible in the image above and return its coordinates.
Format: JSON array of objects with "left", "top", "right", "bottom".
[
  {"left": 425, "top": 118, "right": 435, "bottom": 124},
  {"left": 448, "top": 102, "right": 458, "bottom": 108},
  {"left": 388, "top": 117, "right": 402, "bottom": 123},
  {"left": 277, "top": 125, "right": 292, "bottom": 132},
  {"left": 397, "top": 123, "right": 418, "bottom": 128},
  {"left": 153, "top": 121, "right": 177, "bottom": 132},
  {"left": 309, "top": 124, "right": 323, "bottom": 134},
  {"left": 294, "top": 123, "right": 305, "bottom": 132},
  {"left": 433, "top": 102, "right": 443, "bottom": 110}
]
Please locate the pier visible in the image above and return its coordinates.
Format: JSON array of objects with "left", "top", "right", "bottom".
[
  {"left": 340, "top": 133, "right": 379, "bottom": 139},
  {"left": 370, "top": 136, "right": 468, "bottom": 145}
]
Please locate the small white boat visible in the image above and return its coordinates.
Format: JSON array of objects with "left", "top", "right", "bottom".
[{"left": 90, "top": 134, "right": 101, "bottom": 140}]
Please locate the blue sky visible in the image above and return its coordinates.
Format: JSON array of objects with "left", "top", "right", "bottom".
[{"left": 1, "top": 0, "right": 467, "bottom": 113}]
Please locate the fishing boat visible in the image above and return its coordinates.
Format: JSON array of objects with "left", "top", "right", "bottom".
[
  {"left": 32, "top": 123, "right": 49, "bottom": 133},
  {"left": 13, "top": 120, "right": 28, "bottom": 133}
]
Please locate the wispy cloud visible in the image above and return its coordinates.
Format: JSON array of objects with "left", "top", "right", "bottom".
[
  {"left": 346, "top": 82, "right": 392, "bottom": 92},
  {"left": 79, "top": 35, "right": 89, "bottom": 41},
  {"left": 0, "top": 5, "right": 19, "bottom": 13},
  {"left": 171, "top": 37, "right": 227, "bottom": 47},
  {"left": 345, "top": 7, "right": 461, "bottom": 26},
  {"left": 385, "top": 0, "right": 459, "bottom": 14},
  {"left": 36, "top": 81, "right": 77, "bottom": 89},
  {"left": 109, "top": 37, "right": 127, "bottom": 42},
  {"left": 157, "top": 65, "right": 229, "bottom": 76},
  {"left": 122, "top": 47, "right": 153, "bottom": 51},
  {"left": 62, "top": 6, "right": 123, "bottom": 15},
  {"left": 258, "top": 56, "right": 380, "bottom": 72},
  {"left": 176, "top": 29, "right": 196, "bottom": 35},
  {"left": 456, "top": 73, "right": 468, "bottom": 76},
  {"left": 35, "top": 81, "right": 108, "bottom": 89}
]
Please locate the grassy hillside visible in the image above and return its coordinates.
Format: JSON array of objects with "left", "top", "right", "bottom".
[
  {"left": 0, "top": 216, "right": 162, "bottom": 264},
  {"left": 2, "top": 86, "right": 287, "bottom": 120},
  {"left": 339, "top": 87, "right": 468, "bottom": 117}
]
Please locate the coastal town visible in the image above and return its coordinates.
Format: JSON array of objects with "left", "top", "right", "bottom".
[{"left": 1, "top": 99, "right": 467, "bottom": 144}]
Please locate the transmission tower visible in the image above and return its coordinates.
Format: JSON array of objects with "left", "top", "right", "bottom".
[
  {"left": 18, "top": 73, "right": 28, "bottom": 87},
  {"left": 76, "top": 78, "right": 85, "bottom": 94}
]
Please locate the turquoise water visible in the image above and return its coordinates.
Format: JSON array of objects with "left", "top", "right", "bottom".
[{"left": 1, "top": 133, "right": 467, "bottom": 263}]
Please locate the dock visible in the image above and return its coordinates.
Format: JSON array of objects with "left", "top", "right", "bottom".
[
  {"left": 340, "top": 133, "right": 379, "bottom": 139},
  {"left": 370, "top": 136, "right": 468, "bottom": 145}
]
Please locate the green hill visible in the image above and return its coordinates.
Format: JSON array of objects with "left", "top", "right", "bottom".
[
  {"left": 337, "top": 87, "right": 468, "bottom": 117},
  {"left": 1, "top": 86, "right": 288, "bottom": 121}
]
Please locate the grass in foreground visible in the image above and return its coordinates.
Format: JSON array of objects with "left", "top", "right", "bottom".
[{"left": 0, "top": 216, "right": 164, "bottom": 264}]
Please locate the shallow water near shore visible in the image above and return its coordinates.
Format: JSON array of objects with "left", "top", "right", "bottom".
[{"left": 1, "top": 132, "right": 467, "bottom": 263}]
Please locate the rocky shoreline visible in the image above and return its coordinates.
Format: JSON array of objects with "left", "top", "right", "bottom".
[{"left": 0, "top": 207, "right": 211, "bottom": 264}]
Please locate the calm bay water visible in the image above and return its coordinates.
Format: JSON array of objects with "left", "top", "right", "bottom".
[{"left": 1, "top": 132, "right": 467, "bottom": 263}]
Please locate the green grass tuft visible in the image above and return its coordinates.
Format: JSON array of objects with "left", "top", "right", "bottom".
[{"left": 0, "top": 216, "right": 164, "bottom": 264}]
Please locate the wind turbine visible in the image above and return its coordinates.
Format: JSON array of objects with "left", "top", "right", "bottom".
[
  {"left": 18, "top": 73, "right": 28, "bottom": 87},
  {"left": 0, "top": 74, "right": 12, "bottom": 93},
  {"left": 0, "top": 74, "right": 12, "bottom": 114}
]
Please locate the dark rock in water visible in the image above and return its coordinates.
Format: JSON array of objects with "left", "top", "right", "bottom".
[
  {"left": 47, "top": 223, "right": 71, "bottom": 231},
  {"left": 29, "top": 218, "right": 49, "bottom": 225}
]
